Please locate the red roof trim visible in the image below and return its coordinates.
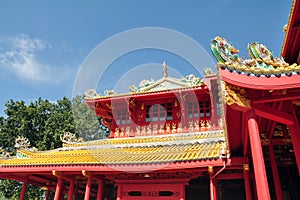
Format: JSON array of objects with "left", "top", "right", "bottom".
[
  {"left": 0, "top": 159, "right": 225, "bottom": 173},
  {"left": 220, "top": 68, "right": 300, "bottom": 90}
]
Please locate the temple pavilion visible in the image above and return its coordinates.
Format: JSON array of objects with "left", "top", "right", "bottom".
[{"left": 0, "top": 1, "right": 300, "bottom": 199}]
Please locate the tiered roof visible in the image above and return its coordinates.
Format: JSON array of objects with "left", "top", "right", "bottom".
[
  {"left": 0, "top": 63, "right": 226, "bottom": 170},
  {"left": 0, "top": 131, "right": 225, "bottom": 167}
]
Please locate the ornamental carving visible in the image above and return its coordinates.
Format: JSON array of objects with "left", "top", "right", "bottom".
[
  {"left": 15, "top": 136, "right": 31, "bottom": 149},
  {"left": 60, "top": 132, "right": 84, "bottom": 144},
  {"left": 223, "top": 82, "right": 250, "bottom": 108},
  {"left": 0, "top": 147, "right": 11, "bottom": 158},
  {"left": 211, "top": 36, "right": 300, "bottom": 77},
  {"left": 84, "top": 89, "right": 99, "bottom": 98}
]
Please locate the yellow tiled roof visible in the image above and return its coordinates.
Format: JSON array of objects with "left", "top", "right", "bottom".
[
  {"left": 62, "top": 130, "right": 225, "bottom": 148},
  {"left": 0, "top": 131, "right": 225, "bottom": 166}
]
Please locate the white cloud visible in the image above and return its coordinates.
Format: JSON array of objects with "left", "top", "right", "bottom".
[{"left": 0, "top": 34, "right": 60, "bottom": 82}]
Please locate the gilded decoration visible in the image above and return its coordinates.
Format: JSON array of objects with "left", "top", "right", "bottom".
[
  {"left": 211, "top": 36, "right": 300, "bottom": 77},
  {"left": 0, "top": 147, "right": 11, "bottom": 158},
  {"left": 223, "top": 82, "right": 250, "bottom": 108},
  {"left": 84, "top": 61, "right": 207, "bottom": 100},
  {"left": 261, "top": 139, "right": 270, "bottom": 146},
  {"left": 243, "top": 164, "right": 249, "bottom": 171},
  {"left": 15, "top": 136, "right": 31, "bottom": 149},
  {"left": 60, "top": 132, "right": 84, "bottom": 144}
]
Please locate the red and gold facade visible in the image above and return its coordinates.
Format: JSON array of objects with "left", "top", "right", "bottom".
[{"left": 0, "top": 1, "right": 300, "bottom": 199}]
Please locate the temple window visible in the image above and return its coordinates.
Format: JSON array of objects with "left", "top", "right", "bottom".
[
  {"left": 188, "top": 100, "right": 210, "bottom": 119},
  {"left": 145, "top": 103, "right": 173, "bottom": 122},
  {"left": 115, "top": 109, "right": 130, "bottom": 125}
]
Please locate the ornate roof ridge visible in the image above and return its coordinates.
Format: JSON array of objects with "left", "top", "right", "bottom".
[
  {"left": 211, "top": 36, "right": 300, "bottom": 77},
  {"left": 85, "top": 84, "right": 207, "bottom": 100},
  {"left": 0, "top": 140, "right": 225, "bottom": 166},
  {"left": 61, "top": 130, "right": 225, "bottom": 149},
  {"left": 85, "top": 61, "right": 206, "bottom": 99}
]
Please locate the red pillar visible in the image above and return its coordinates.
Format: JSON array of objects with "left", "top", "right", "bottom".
[
  {"left": 54, "top": 176, "right": 64, "bottom": 200},
  {"left": 179, "top": 183, "right": 185, "bottom": 200},
  {"left": 268, "top": 145, "right": 283, "bottom": 200},
  {"left": 19, "top": 176, "right": 28, "bottom": 200},
  {"left": 287, "top": 102, "right": 300, "bottom": 174},
  {"left": 96, "top": 180, "right": 104, "bottom": 200},
  {"left": 116, "top": 184, "right": 122, "bottom": 200},
  {"left": 247, "top": 110, "right": 270, "bottom": 200},
  {"left": 210, "top": 179, "right": 217, "bottom": 200},
  {"left": 209, "top": 166, "right": 217, "bottom": 200},
  {"left": 68, "top": 180, "right": 75, "bottom": 200},
  {"left": 84, "top": 175, "right": 93, "bottom": 200},
  {"left": 243, "top": 164, "right": 253, "bottom": 200}
]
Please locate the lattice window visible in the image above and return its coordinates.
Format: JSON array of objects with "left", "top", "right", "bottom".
[
  {"left": 145, "top": 103, "right": 173, "bottom": 122},
  {"left": 188, "top": 100, "right": 210, "bottom": 119},
  {"left": 115, "top": 109, "right": 130, "bottom": 125}
]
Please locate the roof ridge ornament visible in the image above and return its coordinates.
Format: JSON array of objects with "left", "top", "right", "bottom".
[
  {"left": 15, "top": 136, "right": 31, "bottom": 149},
  {"left": 163, "top": 61, "right": 168, "bottom": 77},
  {"left": 210, "top": 36, "right": 300, "bottom": 77}
]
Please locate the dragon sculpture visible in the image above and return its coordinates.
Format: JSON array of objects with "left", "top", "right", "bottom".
[
  {"left": 15, "top": 136, "right": 31, "bottom": 149},
  {"left": 210, "top": 36, "right": 296, "bottom": 77},
  {"left": 60, "top": 132, "right": 84, "bottom": 144}
]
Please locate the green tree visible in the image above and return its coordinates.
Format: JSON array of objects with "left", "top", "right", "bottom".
[
  {"left": 0, "top": 96, "right": 108, "bottom": 199},
  {"left": 72, "top": 95, "right": 109, "bottom": 141}
]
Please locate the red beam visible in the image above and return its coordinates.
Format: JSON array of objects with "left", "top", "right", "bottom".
[
  {"left": 214, "top": 173, "right": 243, "bottom": 180},
  {"left": 261, "top": 138, "right": 292, "bottom": 146},
  {"left": 253, "top": 104, "right": 294, "bottom": 125},
  {"left": 0, "top": 159, "right": 226, "bottom": 173},
  {"left": 252, "top": 92, "right": 300, "bottom": 104}
]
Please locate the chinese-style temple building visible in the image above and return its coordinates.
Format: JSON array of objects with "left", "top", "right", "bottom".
[{"left": 0, "top": 1, "right": 300, "bottom": 200}]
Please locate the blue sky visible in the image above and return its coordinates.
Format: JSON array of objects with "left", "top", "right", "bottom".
[{"left": 0, "top": 0, "right": 292, "bottom": 116}]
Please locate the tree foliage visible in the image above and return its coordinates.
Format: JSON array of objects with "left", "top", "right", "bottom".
[{"left": 0, "top": 96, "right": 108, "bottom": 199}]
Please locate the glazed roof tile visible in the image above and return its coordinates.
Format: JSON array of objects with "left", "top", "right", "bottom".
[{"left": 0, "top": 131, "right": 225, "bottom": 166}]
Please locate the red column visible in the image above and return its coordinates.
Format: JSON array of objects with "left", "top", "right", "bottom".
[
  {"left": 290, "top": 124, "right": 300, "bottom": 174},
  {"left": 210, "top": 179, "right": 217, "bottom": 200},
  {"left": 268, "top": 145, "right": 283, "bottom": 200},
  {"left": 84, "top": 175, "right": 93, "bottom": 200},
  {"left": 208, "top": 166, "right": 217, "bottom": 200},
  {"left": 179, "top": 183, "right": 185, "bottom": 200},
  {"left": 96, "top": 180, "right": 104, "bottom": 200},
  {"left": 243, "top": 164, "right": 253, "bottom": 200},
  {"left": 247, "top": 110, "right": 270, "bottom": 200},
  {"left": 68, "top": 180, "right": 75, "bottom": 200},
  {"left": 287, "top": 102, "right": 300, "bottom": 174},
  {"left": 54, "top": 176, "right": 64, "bottom": 200},
  {"left": 116, "top": 184, "right": 122, "bottom": 200},
  {"left": 19, "top": 176, "right": 28, "bottom": 200}
]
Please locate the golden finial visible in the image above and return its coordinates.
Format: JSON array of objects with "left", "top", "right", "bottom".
[{"left": 163, "top": 61, "right": 168, "bottom": 77}]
